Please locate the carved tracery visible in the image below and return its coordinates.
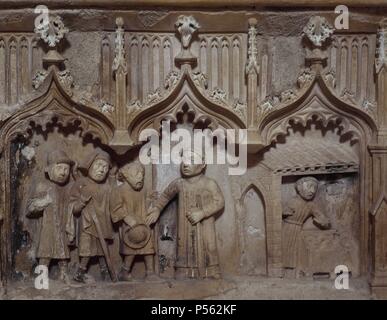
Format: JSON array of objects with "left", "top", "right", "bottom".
[{"left": 0, "top": 7, "right": 385, "bottom": 299}]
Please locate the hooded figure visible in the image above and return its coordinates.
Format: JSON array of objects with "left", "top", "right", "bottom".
[
  {"left": 282, "top": 176, "right": 331, "bottom": 277},
  {"left": 69, "top": 149, "right": 114, "bottom": 283},
  {"left": 26, "top": 150, "right": 74, "bottom": 283}
]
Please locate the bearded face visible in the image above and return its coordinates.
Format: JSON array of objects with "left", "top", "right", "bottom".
[{"left": 123, "top": 167, "right": 145, "bottom": 191}]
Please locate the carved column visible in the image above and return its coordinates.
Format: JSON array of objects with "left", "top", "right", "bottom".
[
  {"left": 245, "top": 18, "right": 264, "bottom": 153},
  {"left": 369, "top": 18, "right": 387, "bottom": 297},
  {"left": 110, "top": 17, "right": 132, "bottom": 154}
]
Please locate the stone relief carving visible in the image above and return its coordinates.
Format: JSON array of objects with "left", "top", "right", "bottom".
[
  {"left": 34, "top": 15, "right": 68, "bottom": 48},
  {"left": 282, "top": 177, "right": 331, "bottom": 278},
  {"left": 70, "top": 150, "right": 117, "bottom": 283},
  {"left": 280, "top": 89, "right": 297, "bottom": 103},
  {"left": 191, "top": 71, "right": 208, "bottom": 90},
  {"left": 26, "top": 150, "right": 75, "bottom": 283},
  {"left": 100, "top": 101, "right": 114, "bottom": 114},
  {"left": 175, "top": 15, "right": 200, "bottom": 66},
  {"left": 0, "top": 5, "right": 385, "bottom": 300},
  {"left": 233, "top": 100, "right": 247, "bottom": 122},
  {"left": 302, "top": 16, "right": 334, "bottom": 48},
  {"left": 32, "top": 70, "right": 48, "bottom": 89},
  {"left": 297, "top": 68, "right": 315, "bottom": 89},
  {"left": 324, "top": 69, "right": 336, "bottom": 89},
  {"left": 145, "top": 88, "right": 163, "bottom": 105},
  {"left": 376, "top": 18, "right": 387, "bottom": 74},
  {"left": 147, "top": 151, "right": 225, "bottom": 279},
  {"left": 209, "top": 88, "right": 227, "bottom": 105},
  {"left": 175, "top": 15, "right": 200, "bottom": 50},
  {"left": 137, "top": 10, "right": 169, "bottom": 27},
  {"left": 57, "top": 70, "right": 74, "bottom": 97},
  {"left": 164, "top": 71, "right": 181, "bottom": 90},
  {"left": 245, "top": 18, "right": 259, "bottom": 75},
  {"left": 112, "top": 17, "right": 127, "bottom": 74},
  {"left": 111, "top": 162, "right": 157, "bottom": 281}
]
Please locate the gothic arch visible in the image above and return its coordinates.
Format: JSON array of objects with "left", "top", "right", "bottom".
[
  {"left": 257, "top": 71, "right": 377, "bottom": 275},
  {"left": 234, "top": 179, "right": 278, "bottom": 276},
  {"left": 259, "top": 73, "right": 377, "bottom": 146},
  {"left": 0, "top": 68, "right": 115, "bottom": 282},
  {"left": 128, "top": 68, "right": 246, "bottom": 143}
]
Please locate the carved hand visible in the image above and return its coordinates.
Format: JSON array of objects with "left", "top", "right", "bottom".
[
  {"left": 283, "top": 207, "right": 294, "bottom": 217},
  {"left": 67, "top": 234, "right": 76, "bottom": 246},
  {"left": 80, "top": 194, "right": 92, "bottom": 208},
  {"left": 123, "top": 214, "right": 138, "bottom": 228},
  {"left": 146, "top": 207, "right": 160, "bottom": 226},
  {"left": 33, "top": 194, "right": 53, "bottom": 211},
  {"left": 187, "top": 210, "right": 205, "bottom": 225}
]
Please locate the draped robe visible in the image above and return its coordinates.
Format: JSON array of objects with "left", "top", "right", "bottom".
[
  {"left": 110, "top": 183, "right": 155, "bottom": 255},
  {"left": 282, "top": 197, "right": 330, "bottom": 269},
  {"left": 27, "top": 179, "right": 72, "bottom": 260},
  {"left": 154, "top": 175, "right": 224, "bottom": 278},
  {"left": 68, "top": 177, "right": 113, "bottom": 257}
]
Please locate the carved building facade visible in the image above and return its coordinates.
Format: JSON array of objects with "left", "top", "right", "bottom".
[{"left": 0, "top": 1, "right": 386, "bottom": 299}]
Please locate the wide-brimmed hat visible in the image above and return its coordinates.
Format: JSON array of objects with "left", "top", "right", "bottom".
[{"left": 123, "top": 223, "right": 151, "bottom": 249}]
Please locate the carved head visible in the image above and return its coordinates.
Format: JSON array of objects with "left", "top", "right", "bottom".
[
  {"left": 83, "top": 150, "right": 111, "bottom": 183},
  {"left": 180, "top": 150, "right": 206, "bottom": 178},
  {"left": 175, "top": 15, "right": 200, "bottom": 49},
  {"left": 120, "top": 162, "right": 145, "bottom": 191},
  {"left": 45, "top": 150, "right": 73, "bottom": 185},
  {"left": 295, "top": 176, "right": 319, "bottom": 201}
]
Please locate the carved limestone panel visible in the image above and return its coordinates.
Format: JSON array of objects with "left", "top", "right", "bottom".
[{"left": 0, "top": 5, "right": 386, "bottom": 300}]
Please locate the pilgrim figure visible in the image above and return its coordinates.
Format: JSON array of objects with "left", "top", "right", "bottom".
[
  {"left": 26, "top": 150, "right": 74, "bottom": 283},
  {"left": 69, "top": 150, "right": 114, "bottom": 283}
]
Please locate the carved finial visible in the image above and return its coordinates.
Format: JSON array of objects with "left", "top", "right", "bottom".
[
  {"left": 112, "top": 17, "right": 127, "bottom": 74},
  {"left": 34, "top": 14, "right": 68, "bottom": 68},
  {"left": 303, "top": 16, "right": 334, "bottom": 47},
  {"left": 34, "top": 15, "right": 68, "bottom": 48},
  {"left": 175, "top": 15, "right": 200, "bottom": 49},
  {"left": 302, "top": 16, "right": 333, "bottom": 70},
  {"left": 376, "top": 18, "right": 387, "bottom": 74},
  {"left": 175, "top": 15, "right": 200, "bottom": 68},
  {"left": 246, "top": 18, "right": 259, "bottom": 75}
]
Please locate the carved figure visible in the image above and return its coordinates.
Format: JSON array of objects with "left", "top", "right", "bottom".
[
  {"left": 26, "top": 150, "right": 74, "bottom": 283},
  {"left": 111, "top": 162, "right": 158, "bottom": 281},
  {"left": 282, "top": 176, "right": 331, "bottom": 277},
  {"left": 147, "top": 151, "right": 225, "bottom": 279},
  {"left": 70, "top": 150, "right": 115, "bottom": 283}
]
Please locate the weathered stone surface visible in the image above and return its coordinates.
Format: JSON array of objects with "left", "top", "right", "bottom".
[{"left": 0, "top": 3, "right": 387, "bottom": 300}]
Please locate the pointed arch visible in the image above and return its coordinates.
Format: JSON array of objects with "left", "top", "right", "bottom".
[
  {"left": 128, "top": 69, "right": 246, "bottom": 143},
  {"left": 0, "top": 69, "right": 114, "bottom": 152},
  {"left": 0, "top": 68, "right": 115, "bottom": 282}
]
